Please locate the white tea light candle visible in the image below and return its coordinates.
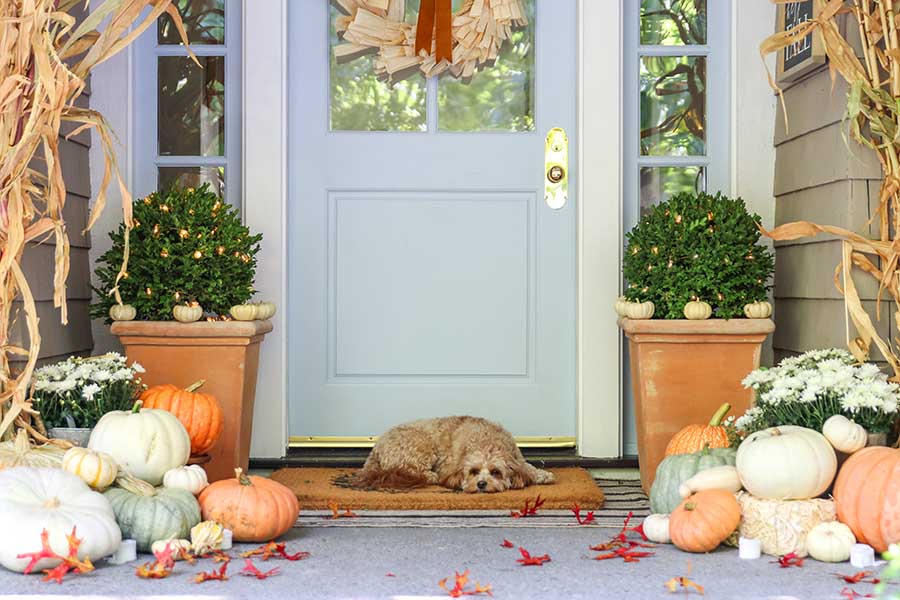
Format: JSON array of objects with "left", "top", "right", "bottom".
[
  {"left": 739, "top": 537, "right": 761, "bottom": 560},
  {"left": 221, "top": 529, "right": 233, "bottom": 551},
  {"left": 108, "top": 539, "right": 137, "bottom": 565},
  {"left": 850, "top": 544, "right": 875, "bottom": 568}
]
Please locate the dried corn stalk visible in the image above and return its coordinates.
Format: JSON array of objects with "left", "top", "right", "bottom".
[
  {"left": 333, "top": 0, "right": 528, "bottom": 82},
  {"left": 760, "top": 0, "right": 900, "bottom": 382},
  {"left": 0, "top": 0, "right": 192, "bottom": 440}
]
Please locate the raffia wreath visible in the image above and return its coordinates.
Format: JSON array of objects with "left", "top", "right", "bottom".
[{"left": 333, "top": 0, "right": 528, "bottom": 83}]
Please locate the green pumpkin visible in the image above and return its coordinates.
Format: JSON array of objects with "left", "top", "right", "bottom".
[
  {"left": 649, "top": 447, "right": 736, "bottom": 514},
  {"left": 104, "top": 476, "right": 201, "bottom": 552}
]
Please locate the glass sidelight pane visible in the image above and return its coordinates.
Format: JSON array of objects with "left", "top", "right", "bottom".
[
  {"left": 437, "top": 0, "right": 535, "bottom": 132},
  {"left": 640, "top": 55, "right": 705, "bottom": 156},
  {"left": 640, "top": 0, "right": 707, "bottom": 46},
  {"left": 158, "top": 56, "right": 225, "bottom": 156},
  {"left": 159, "top": 0, "right": 225, "bottom": 45},
  {"left": 329, "top": 3, "right": 426, "bottom": 132},
  {"left": 640, "top": 166, "right": 704, "bottom": 215},
  {"left": 159, "top": 166, "right": 225, "bottom": 198}
]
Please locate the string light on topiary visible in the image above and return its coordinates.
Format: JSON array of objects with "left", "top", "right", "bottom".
[
  {"left": 179, "top": 229, "right": 189, "bottom": 239},
  {"left": 193, "top": 250, "right": 203, "bottom": 259},
  {"left": 160, "top": 249, "right": 169, "bottom": 258},
  {"left": 143, "top": 197, "right": 152, "bottom": 205},
  {"left": 145, "top": 287, "right": 152, "bottom": 296},
  {"left": 675, "top": 214, "right": 683, "bottom": 224},
  {"left": 160, "top": 204, "right": 170, "bottom": 213},
  {"left": 217, "top": 246, "right": 225, "bottom": 255},
  {"left": 152, "top": 224, "right": 160, "bottom": 236}
]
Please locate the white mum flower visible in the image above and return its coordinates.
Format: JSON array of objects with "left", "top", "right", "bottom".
[{"left": 82, "top": 383, "right": 101, "bottom": 401}]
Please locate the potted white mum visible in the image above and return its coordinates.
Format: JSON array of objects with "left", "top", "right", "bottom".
[{"left": 31, "top": 353, "right": 145, "bottom": 446}]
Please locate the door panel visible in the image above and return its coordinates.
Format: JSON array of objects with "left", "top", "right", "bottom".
[{"left": 288, "top": 1, "right": 577, "bottom": 440}]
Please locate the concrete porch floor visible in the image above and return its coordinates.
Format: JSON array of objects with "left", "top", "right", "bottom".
[{"left": 0, "top": 525, "right": 891, "bottom": 599}]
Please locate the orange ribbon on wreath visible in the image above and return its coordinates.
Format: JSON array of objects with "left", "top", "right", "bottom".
[{"left": 415, "top": 0, "right": 453, "bottom": 64}]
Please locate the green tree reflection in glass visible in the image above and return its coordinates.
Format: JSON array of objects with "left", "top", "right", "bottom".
[
  {"left": 640, "top": 55, "right": 705, "bottom": 156},
  {"left": 159, "top": 0, "right": 225, "bottom": 45},
  {"left": 640, "top": 0, "right": 706, "bottom": 46}
]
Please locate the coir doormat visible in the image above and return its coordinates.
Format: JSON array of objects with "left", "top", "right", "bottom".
[{"left": 269, "top": 467, "right": 604, "bottom": 511}]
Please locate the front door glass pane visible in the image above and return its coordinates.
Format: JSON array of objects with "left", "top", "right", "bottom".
[
  {"left": 640, "top": 0, "right": 707, "bottom": 46},
  {"left": 640, "top": 55, "right": 705, "bottom": 156},
  {"left": 640, "top": 166, "right": 704, "bottom": 215},
  {"left": 158, "top": 55, "right": 225, "bottom": 156},
  {"left": 159, "top": 0, "right": 225, "bottom": 45},
  {"left": 159, "top": 166, "right": 225, "bottom": 198}
]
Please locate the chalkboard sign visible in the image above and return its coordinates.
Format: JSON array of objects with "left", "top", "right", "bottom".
[{"left": 776, "top": 1, "right": 826, "bottom": 82}]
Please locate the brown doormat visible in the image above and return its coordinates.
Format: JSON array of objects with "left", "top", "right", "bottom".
[{"left": 269, "top": 467, "right": 604, "bottom": 511}]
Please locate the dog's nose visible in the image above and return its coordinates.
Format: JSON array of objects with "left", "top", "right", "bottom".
[{"left": 477, "top": 480, "right": 487, "bottom": 490}]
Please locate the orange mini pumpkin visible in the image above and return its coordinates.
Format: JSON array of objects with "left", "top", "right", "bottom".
[
  {"left": 140, "top": 380, "right": 223, "bottom": 455},
  {"left": 833, "top": 446, "right": 900, "bottom": 552},
  {"left": 669, "top": 489, "right": 741, "bottom": 553},
  {"left": 665, "top": 403, "right": 731, "bottom": 456},
  {"left": 199, "top": 468, "right": 300, "bottom": 542}
]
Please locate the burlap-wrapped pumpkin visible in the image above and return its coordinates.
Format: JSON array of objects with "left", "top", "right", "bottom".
[{"left": 734, "top": 491, "right": 836, "bottom": 557}]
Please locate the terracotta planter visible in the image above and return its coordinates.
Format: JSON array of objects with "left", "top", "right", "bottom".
[
  {"left": 110, "top": 320, "right": 273, "bottom": 482},
  {"left": 619, "top": 317, "right": 774, "bottom": 493}
]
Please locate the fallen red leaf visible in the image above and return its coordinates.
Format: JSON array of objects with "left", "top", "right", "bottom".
[
  {"left": 772, "top": 553, "right": 804, "bottom": 568},
  {"left": 195, "top": 562, "right": 229, "bottom": 583},
  {"left": 152, "top": 541, "right": 178, "bottom": 570},
  {"left": 571, "top": 503, "right": 596, "bottom": 526},
  {"left": 240, "top": 541, "right": 309, "bottom": 562},
  {"left": 834, "top": 572, "right": 880, "bottom": 585},
  {"left": 327, "top": 501, "right": 359, "bottom": 519},
  {"left": 516, "top": 547, "right": 551, "bottom": 566},
  {"left": 594, "top": 546, "right": 655, "bottom": 563},
  {"left": 588, "top": 512, "right": 656, "bottom": 561},
  {"left": 664, "top": 575, "right": 705, "bottom": 595},
  {"left": 17, "top": 528, "right": 94, "bottom": 583},
  {"left": 510, "top": 495, "right": 545, "bottom": 518},
  {"left": 500, "top": 539, "right": 514, "bottom": 548},
  {"left": 135, "top": 561, "right": 173, "bottom": 579},
  {"left": 438, "top": 569, "right": 492, "bottom": 597},
  {"left": 240, "top": 559, "right": 280, "bottom": 580},
  {"left": 386, "top": 572, "right": 396, "bottom": 577},
  {"left": 17, "top": 529, "right": 61, "bottom": 575},
  {"left": 839, "top": 588, "right": 874, "bottom": 599}
]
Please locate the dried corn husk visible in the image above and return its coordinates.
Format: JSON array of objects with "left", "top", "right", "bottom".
[
  {"left": 759, "top": 0, "right": 900, "bottom": 387},
  {"left": 0, "top": 1, "right": 192, "bottom": 441},
  {"left": 735, "top": 491, "right": 837, "bottom": 558},
  {"left": 190, "top": 520, "right": 224, "bottom": 555},
  {"left": 334, "top": 0, "right": 527, "bottom": 83}
]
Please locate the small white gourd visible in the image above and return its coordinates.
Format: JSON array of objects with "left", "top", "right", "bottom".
[
  {"left": 678, "top": 465, "right": 742, "bottom": 498},
  {"left": 642, "top": 514, "right": 671, "bottom": 544},
  {"left": 162, "top": 464, "right": 209, "bottom": 496},
  {"left": 255, "top": 301, "right": 276, "bottom": 320},
  {"left": 109, "top": 304, "right": 136, "bottom": 321},
  {"left": 743, "top": 301, "right": 772, "bottom": 319},
  {"left": 806, "top": 521, "right": 856, "bottom": 563},
  {"left": 173, "top": 304, "right": 203, "bottom": 323},
  {"left": 229, "top": 303, "right": 258, "bottom": 321},
  {"left": 683, "top": 300, "right": 712, "bottom": 320},
  {"left": 61, "top": 447, "right": 119, "bottom": 490},
  {"left": 614, "top": 296, "right": 628, "bottom": 317},
  {"left": 150, "top": 538, "right": 192, "bottom": 558},
  {"left": 822, "top": 415, "right": 867, "bottom": 455},
  {"left": 624, "top": 301, "right": 655, "bottom": 320}
]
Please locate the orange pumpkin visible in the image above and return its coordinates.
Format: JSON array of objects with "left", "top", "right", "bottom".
[
  {"left": 665, "top": 403, "right": 731, "bottom": 456},
  {"left": 140, "top": 380, "right": 223, "bottom": 455},
  {"left": 669, "top": 489, "right": 741, "bottom": 553},
  {"left": 198, "top": 468, "right": 300, "bottom": 542},
  {"left": 833, "top": 446, "right": 900, "bottom": 552}
]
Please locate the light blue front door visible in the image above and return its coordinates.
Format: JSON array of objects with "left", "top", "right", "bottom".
[{"left": 287, "top": 1, "right": 577, "bottom": 441}]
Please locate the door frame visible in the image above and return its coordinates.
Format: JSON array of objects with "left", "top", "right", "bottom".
[{"left": 242, "top": 0, "right": 624, "bottom": 459}]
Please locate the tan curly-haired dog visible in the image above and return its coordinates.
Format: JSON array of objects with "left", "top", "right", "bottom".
[{"left": 350, "top": 416, "right": 556, "bottom": 493}]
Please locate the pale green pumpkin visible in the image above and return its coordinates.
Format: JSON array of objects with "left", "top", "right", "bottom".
[
  {"left": 104, "top": 476, "right": 201, "bottom": 552},
  {"left": 649, "top": 446, "right": 737, "bottom": 514}
]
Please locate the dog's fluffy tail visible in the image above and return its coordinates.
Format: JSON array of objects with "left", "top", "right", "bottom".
[{"left": 346, "top": 467, "right": 430, "bottom": 490}]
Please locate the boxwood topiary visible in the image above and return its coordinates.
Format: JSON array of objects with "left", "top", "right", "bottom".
[
  {"left": 91, "top": 185, "right": 262, "bottom": 322},
  {"left": 622, "top": 191, "right": 773, "bottom": 319}
]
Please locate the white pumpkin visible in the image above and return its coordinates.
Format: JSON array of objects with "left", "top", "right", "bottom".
[
  {"left": 230, "top": 303, "right": 258, "bottom": 321},
  {"left": 173, "top": 304, "right": 203, "bottom": 323},
  {"left": 255, "top": 301, "right": 276, "bottom": 320},
  {"left": 642, "top": 514, "right": 670, "bottom": 544},
  {"left": 151, "top": 538, "right": 192, "bottom": 558},
  {"left": 678, "top": 465, "right": 742, "bottom": 498},
  {"left": 806, "top": 521, "right": 856, "bottom": 563},
  {"left": 736, "top": 426, "right": 837, "bottom": 500},
  {"left": 0, "top": 467, "right": 121, "bottom": 573},
  {"left": 614, "top": 296, "right": 629, "bottom": 317},
  {"left": 163, "top": 465, "right": 209, "bottom": 496},
  {"left": 88, "top": 401, "right": 190, "bottom": 486},
  {"left": 743, "top": 301, "right": 772, "bottom": 319},
  {"left": 109, "top": 304, "right": 136, "bottom": 321},
  {"left": 822, "top": 415, "right": 867, "bottom": 455},
  {"left": 624, "top": 301, "right": 655, "bottom": 320},
  {"left": 62, "top": 447, "right": 118, "bottom": 490},
  {"left": 683, "top": 300, "right": 712, "bottom": 320}
]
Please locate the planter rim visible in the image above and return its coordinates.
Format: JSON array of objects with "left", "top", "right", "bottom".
[
  {"left": 110, "top": 320, "right": 273, "bottom": 339},
  {"left": 618, "top": 317, "right": 774, "bottom": 335}
]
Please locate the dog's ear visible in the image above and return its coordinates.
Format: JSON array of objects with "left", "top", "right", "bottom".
[
  {"left": 440, "top": 470, "right": 465, "bottom": 491},
  {"left": 507, "top": 461, "right": 534, "bottom": 489}
]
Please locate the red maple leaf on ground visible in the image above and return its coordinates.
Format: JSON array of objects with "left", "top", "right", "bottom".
[
  {"left": 16, "top": 527, "right": 94, "bottom": 584},
  {"left": 516, "top": 547, "right": 551, "bottom": 566},
  {"left": 834, "top": 572, "right": 880, "bottom": 585},
  {"left": 239, "top": 559, "right": 280, "bottom": 580},
  {"left": 327, "top": 501, "right": 359, "bottom": 519},
  {"left": 195, "top": 562, "right": 229, "bottom": 583},
  {"left": 135, "top": 561, "right": 173, "bottom": 579},
  {"left": 438, "top": 569, "right": 492, "bottom": 597},
  {"left": 772, "top": 553, "right": 804, "bottom": 568},
  {"left": 589, "top": 512, "right": 655, "bottom": 562},
  {"left": 500, "top": 539, "right": 514, "bottom": 548},
  {"left": 571, "top": 503, "right": 596, "bottom": 525},
  {"left": 839, "top": 588, "right": 874, "bottom": 599},
  {"left": 664, "top": 562, "right": 704, "bottom": 595},
  {"left": 510, "top": 495, "right": 545, "bottom": 518},
  {"left": 240, "top": 541, "right": 310, "bottom": 561}
]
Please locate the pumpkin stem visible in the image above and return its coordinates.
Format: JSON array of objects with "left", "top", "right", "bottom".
[
  {"left": 684, "top": 501, "right": 696, "bottom": 511},
  {"left": 709, "top": 403, "right": 731, "bottom": 427},
  {"left": 43, "top": 497, "right": 61, "bottom": 509},
  {"left": 185, "top": 380, "right": 206, "bottom": 393},
  {"left": 235, "top": 467, "right": 252, "bottom": 486},
  {"left": 131, "top": 400, "right": 143, "bottom": 414}
]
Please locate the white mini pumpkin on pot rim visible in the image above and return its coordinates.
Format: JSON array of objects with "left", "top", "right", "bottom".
[
  {"left": 624, "top": 300, "right": 655, "bottom": 320},
  {"left": 163, "top": 464, "right": 209, "bottom": 496},
  {"left": 743, "top": 300, "right": 772, "bottom": 319},
  {"left": 683, "top": 300, "right": 712, "bottom": 320}
]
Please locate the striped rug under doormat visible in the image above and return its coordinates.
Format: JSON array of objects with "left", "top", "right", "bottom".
[{"left": 295, "top": 479, "right": 649, "bottom": 529}]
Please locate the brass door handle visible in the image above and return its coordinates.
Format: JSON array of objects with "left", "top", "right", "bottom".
[{"left": 545, "top": 127, "right": 568, "bottom": 209}]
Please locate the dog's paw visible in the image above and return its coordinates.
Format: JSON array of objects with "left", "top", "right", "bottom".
[{"left": 534, "top": 469, "right": 555, "bottom": 485}]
